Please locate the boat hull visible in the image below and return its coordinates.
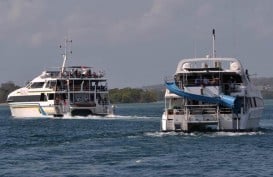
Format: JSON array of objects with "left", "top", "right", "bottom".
[
  {"left": 9, "top": 103, "right": 49, "bottom": 118},
  {"left": 161, "top": 107, "right": 263, "bottom": 132},
  {"left": 8, "top": 102, "right": 111, "bottom": 118}
]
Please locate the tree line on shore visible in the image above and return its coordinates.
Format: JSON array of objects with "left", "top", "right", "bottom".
[
  {"left": 109, "top": 88, "right": 164, "bottom": 103},
  {"left": 0, "top": 82, "right": 20, "bottom": 103}
]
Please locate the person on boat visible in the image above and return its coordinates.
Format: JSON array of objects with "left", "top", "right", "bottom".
[
  {"left": 229, "top": 76, "right": 236, "bottom": 91},
  {"left": 195, "top": 77, "right": 201, "bottom": 85},
  {"left": 92, "top": 72, "right": 97, "bottom": 78},
  {"left": 85, "top": 69, "right": 91, "bottom": 78},
  {"left": 54, "top": 95, "right": 61, "bottom": 114},
  {"left": 203, "top": 77, "right": 209, "bottom": 86}
]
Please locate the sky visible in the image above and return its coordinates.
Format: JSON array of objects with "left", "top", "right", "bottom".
[{"left": 0, "top": 0, "right": 273, "bottom": 88}]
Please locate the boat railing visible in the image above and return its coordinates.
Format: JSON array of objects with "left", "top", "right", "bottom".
[
  {"left": 164, "top": 77, "right": 221, "bottom": 88},
  {"left": 97, "top": 99, "right": 110, "bottom": 105},
  {"left": 53, "top": 83, "right": 107, "bottom": 92},
  {"left": 62, "top": 66, "right": 105, "bottom": 79},
  {"left": 185, "top": 104, "right": 218, "bottom": 115},
  {"left": 167, "top": 108, "right": 184, "bottom": 115},
  {"left": 219, "top": 108, "right": 232, "bottom": 114},
  {"left": 173, "top": 78, "right": 243, "bottom": 94},
  {"left": 183, "top": 78, "right": 220, "bottom": 87},
  {"left": 47, "top": 73, "right": 108, "bottom": 92},
  {"left": 167, "top": 104, "right": 219, "bottom": 115},
  {"left": 221, "top": 83, "right": 243, "bottom": 94},
  {"left": 62, "top": 71, "right": 105, "bottom": 79},
  {"left": 71, "top": 86, "right": 107, "bottom": 92},
  {"left": 42, "top": 67, "right": 106, "bottom": 79}
]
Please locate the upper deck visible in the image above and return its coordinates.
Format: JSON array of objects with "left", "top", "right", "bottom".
[
  {"left": 40, "top": 66, "right": 106, "bottom": 80},
  {"left": 24, "top": 66, "right": 108, "bottom": 92}
]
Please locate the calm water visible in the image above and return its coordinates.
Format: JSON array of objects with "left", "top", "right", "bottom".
[{"left": 1, "top": 101, "right": 273, "bottom": 177}]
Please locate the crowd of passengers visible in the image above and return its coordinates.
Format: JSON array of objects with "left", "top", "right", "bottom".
[
  {"left": 176, "top": 75, "right": 242, "bottom": 87},
  {"left": 55, "top": 84, "right": 108, "bottom": 92},
  {"left": 61, "top": 69, "right": 105, "bottom": 78}
]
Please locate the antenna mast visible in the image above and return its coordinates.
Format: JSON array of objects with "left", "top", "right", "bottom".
[
  {"left": 212, "top": 29, "right": 216, "bottom": 58},
  {"left": 60, "top": 38, "right": 72, "bottom": 74}
]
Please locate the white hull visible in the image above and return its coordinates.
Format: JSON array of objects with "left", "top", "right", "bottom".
[
  {"left": 162, "top": 107, "right": 263, "bottom": 132},
  {"left": 9, "top": 103, "right": 47, "bottom": 118},
  {"left": 9, "top": 102, "right": 111, "bottom": 118}
]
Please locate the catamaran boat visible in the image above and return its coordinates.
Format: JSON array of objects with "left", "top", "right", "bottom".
[
  {"left": 162, "top": 30, "right": 264, "bottom": 132},
  {"left": 7, "top": 40, "right": 113, "bottom": 118}
]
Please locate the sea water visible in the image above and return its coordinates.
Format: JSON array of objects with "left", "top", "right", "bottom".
[{"left": 1, "top": 101, "right": 273, "bottom": 177}]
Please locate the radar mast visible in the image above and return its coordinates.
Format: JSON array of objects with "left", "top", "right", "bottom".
[{"left": 60, "top": 38, "right": 72, "bottom": 74}]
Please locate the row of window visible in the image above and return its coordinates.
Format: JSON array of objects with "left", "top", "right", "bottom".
[
  {"left": 175, "top": 72, "right": 243, "bottom": 87},
  {"left": 27, "top": 80, "right": 108, "bottom": 91},
  {"left": 8, "top": 95, "right": 41, "bottom": 102},
  {"left": 8, "top": 93, "right": 109, "bottom": 105}
]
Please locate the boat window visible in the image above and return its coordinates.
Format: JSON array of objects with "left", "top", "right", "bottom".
[
  {"left": 45, "top": 81, "right": 57, "bottom": 89},
  {"left": 82, "top": 81, "right": 90, "bottom": 91},
  {"left": 29, "top": 82, "right": 45, "bottom": 89},
  {"left": 97, "top": 81, "right": 107, "bottom": 91},
  {"left": 222, "top": 74, "right": 242, "bottom": 84},
  {"left": 40, "top": 93, "right": 47, "bottom": 101},
  {"left": 7, "top": 95, "right": 41, "bottom": 102},
  {"left": 182, "top": 73, "right": 221, "bottom": 86},
  {"left": 56, "top": 80, "right": 68, "bottom": 91},
  {"left": 48, "top": 93, "right": 54, "bottom": 100}
]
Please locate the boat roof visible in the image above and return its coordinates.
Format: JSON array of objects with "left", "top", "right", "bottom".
[{"left": 175, "top": 57, "right": 244, "bottom": 74}]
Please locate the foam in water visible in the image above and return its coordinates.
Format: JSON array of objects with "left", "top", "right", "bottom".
[
  {"left": 208, "top": 131, "right": 264, "bottom": 137},
  {"left": 13, "top": 113, "right": 153, "bottom": 120},
  {"left": 145, "top": 131, "right": 264, "bottom": 137},
  {"left": 50, "top": 113, "right": 153, "bottom": 120}
]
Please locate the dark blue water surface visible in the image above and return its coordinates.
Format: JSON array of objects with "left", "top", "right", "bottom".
[{"left": 1, "top": 101, "right": 273, "bottom": 177}]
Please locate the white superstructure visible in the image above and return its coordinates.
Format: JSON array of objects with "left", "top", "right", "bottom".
[
  {"left": 7, "top": 40, "right": 112, "bottom": 118},
  {"left": 161, "top": 30, "right": 264, "bottom": 132}
]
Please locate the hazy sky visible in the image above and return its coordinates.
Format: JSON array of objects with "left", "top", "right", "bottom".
[{"left": 0, "top": 0, "right": 273, "bottom": 88}]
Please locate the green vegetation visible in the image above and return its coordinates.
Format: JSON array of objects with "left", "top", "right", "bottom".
[
  {"left": 0, "top": 82, "right": 20, "bottom": 103},
  {"left": 261, "top": 90, "right": 273, "bottom": 99},
  {"left": 109, "top": 88, "right": 161, "bottom": 103}
]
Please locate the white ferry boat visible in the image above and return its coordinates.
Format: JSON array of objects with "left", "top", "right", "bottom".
[
  {"left": 7, "top": 40, "right": 113, "bottom": 118},
  {"left": 162, "top": 30, "right": 264, "bottom": 132}
]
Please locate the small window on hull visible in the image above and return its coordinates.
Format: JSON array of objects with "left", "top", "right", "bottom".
[
  {"left": 40, "top": 93, "right": 47, "bottom": 101},
  {"left": 48, "top": 94, "right": 54, "bottom": 100}
]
